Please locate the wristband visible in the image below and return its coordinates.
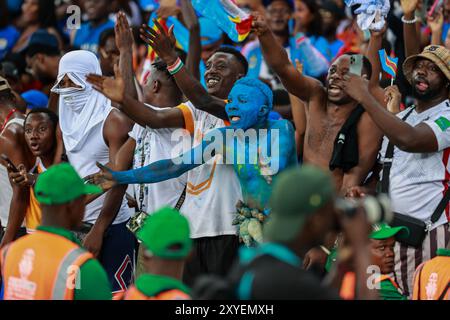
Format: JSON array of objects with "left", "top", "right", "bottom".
[
  {"left": 401, "top": 15, "right": 417, "bottom": 24},
  {"left": 167, "top": 57, "right": 183, "bottom": 75}
]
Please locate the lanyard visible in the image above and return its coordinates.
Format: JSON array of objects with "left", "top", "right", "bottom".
[{"left": 0, "top": 109, "right": 17, "bottom": 133}]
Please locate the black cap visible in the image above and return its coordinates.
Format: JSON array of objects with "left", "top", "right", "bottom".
[{"left": 23, "top": 29, "right": 60, "bottom": 57}]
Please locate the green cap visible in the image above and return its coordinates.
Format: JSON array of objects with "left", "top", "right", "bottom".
[
  {"left": 264, "top": 165, "right": 335, "bottom": 243},
  {"left": 34, "top": 163, "right": 102, "bottom": 205},
  {"left": 137, "top": 207, "right": 192, "bottom": 259},
  {"left": 370, "top": 223, "right": 410, "bottom": 240}
]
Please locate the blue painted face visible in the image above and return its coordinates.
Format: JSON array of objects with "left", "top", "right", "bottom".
[{"left": 226, "top": 84, "right": 269, "bottom": 130}]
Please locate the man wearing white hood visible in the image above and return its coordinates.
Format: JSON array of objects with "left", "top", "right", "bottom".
[{"left": 51, "top": 50, "right": 136, "bottom": 295}]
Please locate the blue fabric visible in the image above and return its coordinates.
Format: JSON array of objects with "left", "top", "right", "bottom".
[
  {"left": 442, "top": 23, "right": 450, "bottom": 42},
  {"left": 72, "top": 20, "right": 115, "bottom": 55},
  {"left": 0, "top": 25, "right": 20, "bottom": 59},
  {"left": 21, "top": 90, "right": 49, "bottom": 110},
  {"left": 239, "top": 242, "right": 302, "bottom": 267},
  {"left": 328, "top": 39, "right": 345, "bottom": 60},
  {"left": 237, "top": 271, "right": 254, "bottom": 300},
  {"left": 98, "top": 221, "right": 137, "bottom": 293},
  {"left": 309, "top": 35, "right": 333, "bottom": 62},
  {"left": 192, "top": 0, "right": 251, "bottom": 43}
]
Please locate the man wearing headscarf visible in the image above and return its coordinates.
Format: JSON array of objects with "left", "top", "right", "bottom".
[{"left": 51, "top": 50, "right": 136, "bottom": 296}]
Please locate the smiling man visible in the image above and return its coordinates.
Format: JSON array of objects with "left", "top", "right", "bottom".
[
  {"left": 85, "top": 21, "right": 251, "bottom": 286},
  {"left": 85, "top": 77, "right": 296, "bottom": 248},
  {"left": 340, "top": 45, "right": 450, "bottom": 298}
]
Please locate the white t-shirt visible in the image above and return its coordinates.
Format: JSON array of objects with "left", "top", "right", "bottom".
[
  {"left": 65, "top": 109, "right": 131, "bottom": 225},
  {"left": 379, "top": 100, "right": 450, "bottom": 229},
  {"left": 0, "top": 118, "right": 24, "bottom": 227},
  {"left": 128, "top": 104, "right": 188, "bottom": 214},
  {"left": 177, "top": 102, "right": 243, "bottom": 239},
  {"left": 0, "top": 165, "right": 12, "bottom": 227}
]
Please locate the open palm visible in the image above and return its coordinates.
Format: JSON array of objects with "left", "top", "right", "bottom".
[{"left": 86, "top": 65, "right": 125, "bottom": 103}]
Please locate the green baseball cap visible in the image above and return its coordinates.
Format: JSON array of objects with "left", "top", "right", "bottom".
[
  {"left": 370, "top": 223, "right": 409, "bottom": 240},
  {"left": 137, "top": 207, "right": 192, "bottom": 260},
  {"left": 34, "top": 163, "right": 102, "bottom": 205},
  {"left": 264, "top": 165, "right": 335, "bottom": 243}
]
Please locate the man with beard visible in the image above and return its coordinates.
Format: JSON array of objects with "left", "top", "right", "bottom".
[{"left": 341, "top": 45, "right": 450, "bottom": 298}]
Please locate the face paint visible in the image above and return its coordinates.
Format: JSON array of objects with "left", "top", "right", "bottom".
[{"left": 226, "top": 84, "right": 269, "bottom": 130}]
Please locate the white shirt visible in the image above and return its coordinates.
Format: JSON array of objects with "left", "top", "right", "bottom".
[
  {"left": 177, "top": 102, "right": 243, "bottom": 238},
  {"left": 379, "top": 100, "right": 450, "bottom": 229},
  {"left": 65, "top": 109, "right": 131, "bottom": 225},
  {"left": 0, "top": 165, "right": 12, "bottom": 226},
  {"left": 0, "top": 118, "right": 24, "bottom": 227},
  {"left": 128, "top": 104, "right": 188, "bottom": 214}
]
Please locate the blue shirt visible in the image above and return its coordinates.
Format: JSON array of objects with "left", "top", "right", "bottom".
[
  {"left": 72, "top": 20, "right": 115, "bottom": 55},
  {"left": 0, "top": 25, "right": 20, "bottom": 59}
]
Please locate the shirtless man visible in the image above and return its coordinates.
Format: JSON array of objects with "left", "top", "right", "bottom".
[
  {"left": 0, "top": 77, "right": 34, "bottom": 247},
  {"left": 251, "top": 13, "right": 383, "bottom": 193}
]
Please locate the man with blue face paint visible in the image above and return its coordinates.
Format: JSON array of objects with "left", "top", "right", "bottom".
[{"left": 85, "top": 77, "right": 297, "bottom": 247}]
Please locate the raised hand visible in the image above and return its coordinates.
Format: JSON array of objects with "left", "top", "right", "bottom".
[
  {"left": 342, "top": 73, "right": 371, "bottom": 104},
  {"left": 86, "top": 64, "right": 125, "bottom": 103},
  {"left": 251, "top": 11, "right": 270, "bottom": 36},
  {"left": 84, "top": 162, "right": 118, "bottom": 192},
  {"left": 384, "top": 85, "right": 401, "bottom": 114},
  {"left": 115, "top": 11, "right": 134, "bottom": 52},
  {"left": 427, "top": 7, "right": 444, "bottom": 33},
  {"left": 140, "top": 20, "right": 178, "bottom": 65},
  {"left": 400, "top": 0, "right": 419, "bottom": 15}
]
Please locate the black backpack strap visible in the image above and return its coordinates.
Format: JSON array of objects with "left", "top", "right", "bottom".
[
  {"left": 379, "top": 107, "right": 416, "bottom": 194},
  {"left": 430, "top": 187, "right": 450, "bottom": 224}
]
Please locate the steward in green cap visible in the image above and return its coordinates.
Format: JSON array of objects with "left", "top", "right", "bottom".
[
  {"left": 122, "top": 207, "right": 192, "bottom": 300},
  {"left": 369, "top": 223, "right": 409, "bottom": 300},
  {"left": 330, "top": 222, "right": 410, "bottom": 300},
  {"left": 0, "top": 163, "right": 112, "bottom": 300}
]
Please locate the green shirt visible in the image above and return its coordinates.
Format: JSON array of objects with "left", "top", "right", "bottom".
[
  {"left": 135, "top": 274, "right": 190, "bottom": 298},
  {"left": 378, "top": 277, "right": 407, "bottom": 300},
  {"left": 37, "top": 226, "right": 112, "bottom": 300}
]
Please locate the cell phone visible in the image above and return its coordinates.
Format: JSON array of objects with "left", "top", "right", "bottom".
[
  {"left": 0, "top": 154, "right": 18, "bottom": 172},
  {"left": 428, "top": 0, "right": 443, "bottom": 17},
  {"left": 349, "top": 54, "right": 363, "bottom": 76}
]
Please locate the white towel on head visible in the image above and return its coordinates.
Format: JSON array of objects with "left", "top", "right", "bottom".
[{"left": 51, "top": 50, "right": 112, "bottom": 152}]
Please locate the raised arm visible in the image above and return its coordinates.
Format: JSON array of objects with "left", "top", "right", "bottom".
[
  {"left": 116, "top": 12, "right": 138, "bottom": 101},
  {"left": 343, "top": 73, "right": 440, "bottom": 153},
  {"left": 140, "top": 21, "right": 229, "bottom": 120},
  {"left": 86, "top": 66, "right": 185, "bottom": 129},
  {"left": 366, "top": 27, "right": 388, "bottom": 106},
  {"left": 400, "top": 0, "right": 421, "bottom": 57},
  {"left": 180, "top": 0, "right": 201, "bottom": 80},
  {"left": 86, "top": 129, "right": 222, "bottom": 189},
  {"left": 251, "top": 13, "right": 323, "bottom": 103},
  {"left": 427, "top": 8, "right": 444, "bottom": 46}
]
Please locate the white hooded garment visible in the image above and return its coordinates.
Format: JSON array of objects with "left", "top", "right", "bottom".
[{"left": 51, "top": 50, "right": 131, "bottom": 224}]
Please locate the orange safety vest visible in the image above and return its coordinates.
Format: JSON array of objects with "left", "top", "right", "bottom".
[
  {"left": 0, "top": 230, "right": 93, "bottom": 300},
  {"left": 123, "top": 285, "right": 190, "bottom": 300},
  {"left": 413, "top": 255, "right": 450, "bottom": 300},
  {"left": 339, "top": 272, "right": 398, "bottom": 300}
]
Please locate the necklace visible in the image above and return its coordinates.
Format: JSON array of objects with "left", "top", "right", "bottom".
[{"left": 0, "top": 109, "right": 17, "bottom": 133}]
